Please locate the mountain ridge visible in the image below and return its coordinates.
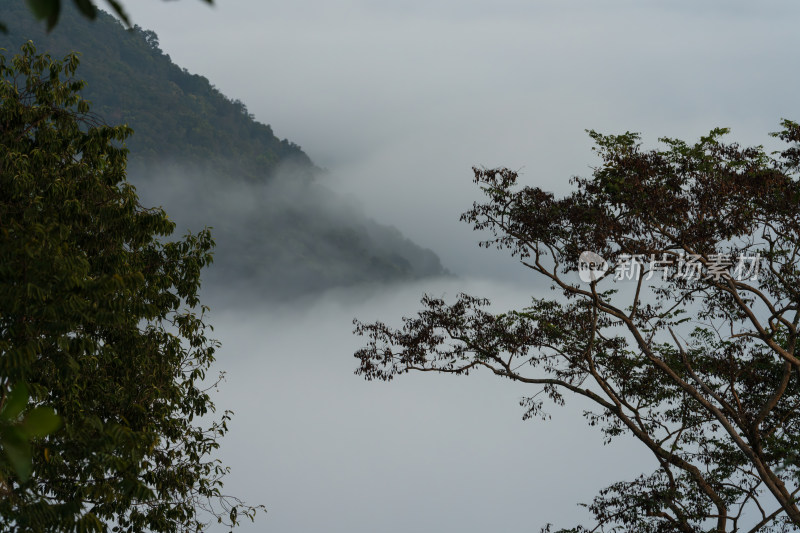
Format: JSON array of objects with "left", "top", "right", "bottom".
[{"left": 1, "top": 1, "right": 314, "bottom": 181}]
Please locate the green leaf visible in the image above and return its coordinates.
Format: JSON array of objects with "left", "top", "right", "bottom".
[
  {"left": 72, "top": 0, "right": 97, "bottom": 19},
  {"left": 0, "top": 382, "right": 29, "bottom": 421},
  {"left": 26, "top": 0, "right": 60, "bottom": 31},
  {"left": 229, "top": 506, "right": 237, "bottom": 524},
  {"left": 0, "top": 427, "right": 33, "bottom": 482},
  {"left": 104, "top": 0, "right": 129, "bottom": 26},
  {"left": 20, "top": 407, "right": 61, "bottom": 438}
]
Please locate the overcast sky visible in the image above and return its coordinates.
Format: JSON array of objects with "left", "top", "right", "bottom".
[
  {"left": 125, "top": 0, "right": 800, "bottom": 280},
  {"left": 106, "top": 1, "right": 800, "bottom": 531}
]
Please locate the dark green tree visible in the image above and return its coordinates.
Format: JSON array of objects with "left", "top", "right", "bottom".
[
  {"left": 355, "top": 121, "right": 800, "bottom": 532},
  {"left": 0, "top": 42, "right": 261, "bottom": 531}
]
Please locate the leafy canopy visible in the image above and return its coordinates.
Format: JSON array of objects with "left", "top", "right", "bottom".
[
  {"left": 355, "top": 120, "right": 800, "bottom": 532},
  {"left": 0, "top": 42, "right": 260, "bottom": 531}
]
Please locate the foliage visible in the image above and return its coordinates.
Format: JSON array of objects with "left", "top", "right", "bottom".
[
  {"left": 355, "top": 121, "right": 800, "bottom": 532},
  {"left": 0, "top": 42, "right": 261, "bottom": 531}
]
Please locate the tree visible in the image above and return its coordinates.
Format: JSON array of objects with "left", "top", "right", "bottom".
[
  {"left": 0, "top": 42, "right": 261, "bottom": 531},
  {"left": 354, "top": 120, "right": 800, "bottom": 532}
]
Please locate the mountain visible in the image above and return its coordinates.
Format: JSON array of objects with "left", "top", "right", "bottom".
[
  {"left": 1, "top": 1, "right": 312, "bottom": 182},
  {"left": 0, "top": 2, "right": 448, "bottom": 299}
]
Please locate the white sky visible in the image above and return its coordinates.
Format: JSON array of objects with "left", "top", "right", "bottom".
[{"left": 101, "top": 1, "right": 800, "bottom": 531}]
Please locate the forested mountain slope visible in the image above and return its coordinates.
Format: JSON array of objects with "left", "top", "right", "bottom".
[
  {"left": 0, "top": 2, "right": 447, "bottom": 299},
  {"left": 1, "top": 1, "right": 311, "bottom": 180}
]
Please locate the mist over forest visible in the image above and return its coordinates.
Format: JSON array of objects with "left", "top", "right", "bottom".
[
  {"left": 4, "top": 0, "right": 800, "bottom": 531},
  {"left": 0, "top": 1, "right": 447, "bottom": 302}
]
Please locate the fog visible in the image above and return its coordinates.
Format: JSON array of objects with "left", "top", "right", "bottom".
[
  {"left": 111, "top": 1, "right": 800, "bottom": 530},
  {"left": 130, "top": 159, "right": 655, "bottom": 530},
  {"left": 130, "top": 162, "right": 446, "bottom": 301},
  {"left": 202, "top": 277, "right": 652, "bottom": 532}
]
